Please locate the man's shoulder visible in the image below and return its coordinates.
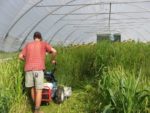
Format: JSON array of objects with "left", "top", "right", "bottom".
[
  {"left": 25, "top": 41, "right": 50, "bottom": 47},
  {"left": 23, "top": 41, "right": 35, "bottom": 48}
]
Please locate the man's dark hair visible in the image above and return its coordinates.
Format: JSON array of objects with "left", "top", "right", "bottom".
[{"left": 33, "top": 31, "right": 42, "bottom": 40}]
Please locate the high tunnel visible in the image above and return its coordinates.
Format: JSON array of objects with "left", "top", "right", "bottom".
[{"left": 0, "top": 0, "right": 150, "bottom": 51}]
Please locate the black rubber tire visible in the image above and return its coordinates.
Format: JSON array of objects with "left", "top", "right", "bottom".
[{"left": 55, "top": 86, "right": 65, "bottom": 104}]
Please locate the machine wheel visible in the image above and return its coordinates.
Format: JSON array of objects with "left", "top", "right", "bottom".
[{"left": 55, "top": 86, "right": 65, "bottom": 104}]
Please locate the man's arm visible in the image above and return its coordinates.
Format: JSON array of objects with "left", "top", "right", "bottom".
[
  {"left": 45, "top": 42, "right": 57, "bottom": 64},
  {"left": 18, "top": 46, "right": 26, "bottom": 61},
  {"left": 50, "top": 47, "right": 57, "bottom": 64},
  {"left": 19, "top": 53, "right": 25, "bottom": 60}
]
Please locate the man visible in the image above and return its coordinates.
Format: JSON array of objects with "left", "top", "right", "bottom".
[{"left": 19, "top": 31, "right": 57, "bottom": 113}]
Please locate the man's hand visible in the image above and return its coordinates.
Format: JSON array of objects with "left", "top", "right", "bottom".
[
  {"left": 51, "top": 60, "right": 56, "bottom": 65},
  {"left": 19, "top": 53, "right": 25, "bottom": 60}
]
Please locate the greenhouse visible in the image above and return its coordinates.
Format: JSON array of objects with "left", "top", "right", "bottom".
[{"left": 0, "top": 0, "right": 150, "bottom": 113}]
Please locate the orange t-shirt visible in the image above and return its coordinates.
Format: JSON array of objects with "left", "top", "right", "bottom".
[{"left": 21, "top": 41, "right": 52, "bottom": 71}]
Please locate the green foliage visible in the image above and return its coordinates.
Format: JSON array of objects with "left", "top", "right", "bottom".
[
  {"left": 89, "top": 67, "right": 150, "bottom": 113},
  {"left": 0, "top": 58, "right": 29, "bottom": 113},
  {"left": 0, "top": 41, "right": 150, "bottom": 113},
  {"left": 0, "top": 51, "right": 17, "bottom": 59},
  {"left": 50, "top": 45, "right": 96, "bottom": 87},
  {"left": 54, "top": 41, "right": 150, "bottom": 113}
]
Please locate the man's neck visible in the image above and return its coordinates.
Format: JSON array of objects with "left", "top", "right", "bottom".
[{"left": 34, "top": 39, "right": 41, "bottom": 42}]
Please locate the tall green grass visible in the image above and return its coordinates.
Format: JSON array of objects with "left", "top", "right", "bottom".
[
  {"left": 0, "top": 41, "right": 149, "bottom": 113},
  {"left": 87, "top": 66, "right": 150, "bottom": 113},
  {"left": 85, "top": 41, "right": 150, "bottom": 113},
  {"left": 53, "top": 41, "right": 150, "bottom": 113},
  {"left": 0, "top": 59, "right": 30, "bottom": 113},
  {"left": 0, "top": 51, "right": 17, "bottom": 59}
]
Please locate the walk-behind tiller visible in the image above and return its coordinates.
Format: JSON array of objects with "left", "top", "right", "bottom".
[{"left": 41, "top": 65, "right": 72, "bottom": 104}]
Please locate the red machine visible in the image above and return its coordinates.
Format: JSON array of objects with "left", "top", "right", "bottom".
[
  {"left": 41, "top": 65, "right": 65, "bottom": 104},
  {"left": 42, "top": 86, "right": 52, "bottom": 103}
]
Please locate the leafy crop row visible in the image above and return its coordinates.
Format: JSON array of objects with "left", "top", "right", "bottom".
[{"left": 0, "top": 41, "right": 149, "bottom": 113}]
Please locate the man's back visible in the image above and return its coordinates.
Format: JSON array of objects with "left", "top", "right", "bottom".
[{"left": 22, "top": 41, "right": 52, "bottom": 71}]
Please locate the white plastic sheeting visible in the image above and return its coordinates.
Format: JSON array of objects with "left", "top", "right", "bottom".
[{"left": 0, "top": 0, "right": 150, "bottom": 51}]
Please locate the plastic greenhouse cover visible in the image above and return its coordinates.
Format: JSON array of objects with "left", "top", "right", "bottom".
[{"left": 0, "top": 0, "right": 150, "bottom": 52}]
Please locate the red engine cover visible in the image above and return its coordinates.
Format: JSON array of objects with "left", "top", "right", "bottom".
[{"left": 42, "top": 86, "right": 52, "bottom": 102}]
